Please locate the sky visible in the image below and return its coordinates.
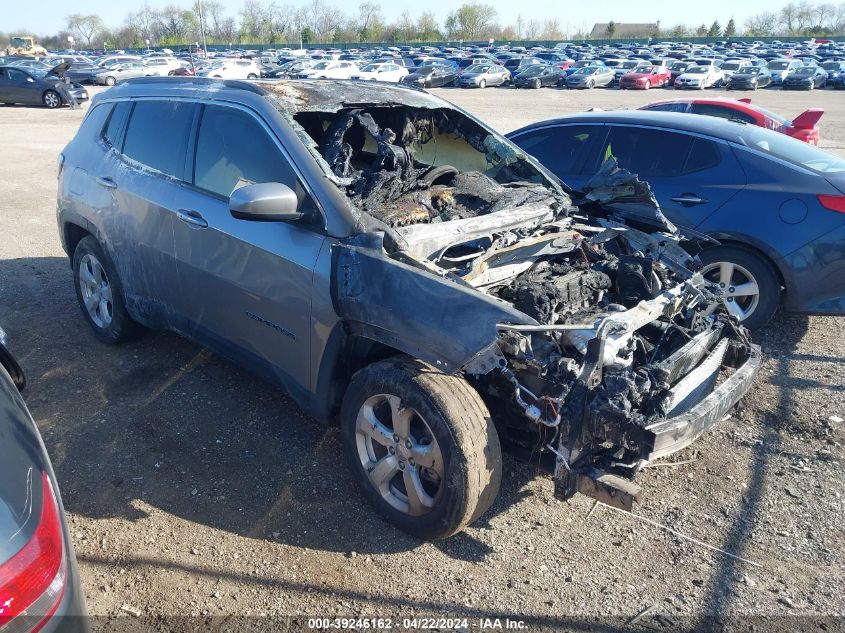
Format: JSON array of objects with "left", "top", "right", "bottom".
[{"left": 12, "top": 0, "right": 775, "bottom": 37}]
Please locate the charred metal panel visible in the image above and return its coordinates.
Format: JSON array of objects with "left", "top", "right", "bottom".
[
  {"left": 651, "top": 324, "right": 724, "bottom": 386},
  {"left": 555, "top": 468, "right": 642, "bottom": 511},
  {"left": 331, "top": 235, "right": 537, "bottom": 372},
  {"left": 644, "top": 343, "right": 762, "bottom": 460}
]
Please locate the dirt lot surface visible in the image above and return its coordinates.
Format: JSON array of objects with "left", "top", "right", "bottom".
[{"left": 1, "top": 85, "right": 843, "bottom": 631}]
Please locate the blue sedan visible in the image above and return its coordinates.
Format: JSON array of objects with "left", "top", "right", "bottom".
[{"left": 507, "top": 111, "right": 845, "bottom": 330}]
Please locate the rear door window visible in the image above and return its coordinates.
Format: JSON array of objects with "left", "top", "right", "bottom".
[
  {"left": 602, "top": 126, "right": 693, "bottom": 178},
  {"left": 511, "top": 124, "right": 604, "bottom": 178},
  {"left": 122, "top": 100, "right": 195, "bottom": 178},
  {"left": 101, "top": 101, "right": 132, "bottom": 148},
  {"left": 642, "top": 103, "right": 688, "bottom": 113},
  {"left": 683, "top": 138, "right": 722, "bottom": 173},
  {"left": 689, "top": 103, "right": 756, "bottom": 124}
]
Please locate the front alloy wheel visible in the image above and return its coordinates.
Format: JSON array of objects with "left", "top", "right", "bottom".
[
  {"left": 355, "top": 394, "right": 444, "bottom": 516},
  {"left": 341, "top": 358, "right": 502, "bottom": 540},
  {"left": 42, "top": 90, "right": 61, "bottom": 108}
]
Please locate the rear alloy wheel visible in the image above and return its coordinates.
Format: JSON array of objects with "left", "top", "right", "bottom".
[
  {"left": 699, "top": 245, "right": 780, "bottom": 331},
  {"left": 72, "top": 236, "right": 145, "bottom": 344},
  {"left": 42, "top": 90, "right": 61, "bottom": 108},
  {"left": 341, "top": 357, "right": 502, "bottom": 540}
]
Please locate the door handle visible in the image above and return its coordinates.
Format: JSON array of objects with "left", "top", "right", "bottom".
[
  {"left": 671, "top": 194, "right": 708, "bottom": 206},
  {"left": 96, "top": 176, "right": 117, "bottom": 189},
  {"left": 176, "top": 209, "right": 208, "bottom": 228}
]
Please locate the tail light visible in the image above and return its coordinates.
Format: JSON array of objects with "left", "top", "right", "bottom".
[
  {"left": 0, "top": 472, "right": 67, "bottom": 633},
  {"left": 818, "top": 194, "right": 845, "bottom": 214}
]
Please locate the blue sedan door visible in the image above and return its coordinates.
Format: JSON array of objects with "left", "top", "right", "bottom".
[{"left": 598, "top": 125, "right": 747, "bottom": 229}]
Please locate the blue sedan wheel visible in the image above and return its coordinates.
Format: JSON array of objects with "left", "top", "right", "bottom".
[{"left": 699, "top": 245, "right": 781, "bottom": 330}]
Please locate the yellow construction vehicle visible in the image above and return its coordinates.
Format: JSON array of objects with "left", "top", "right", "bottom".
[{"left": 5, "top": 36, "right": 49, "bottom": 57}]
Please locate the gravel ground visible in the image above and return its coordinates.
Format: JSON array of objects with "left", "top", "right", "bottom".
[{"left": 0, "top": 85, "right": 843, "bottom": 631}]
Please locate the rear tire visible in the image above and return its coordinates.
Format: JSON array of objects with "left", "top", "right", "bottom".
[
  {"left": 247, "top": 73, "right": 258, "bottom": 79},
  {"left": 72, "top": 236, "right": 145, "bottom": 344},
  {"left": 340, "top": 357, "right": 502, "bottom": 540},
  {"left": 699, "top": 245, "right": 780, "bottom": 331}
]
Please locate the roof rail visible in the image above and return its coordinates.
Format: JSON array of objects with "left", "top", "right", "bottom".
[{"left": 120, "top": 76, "right": 267, "bottom": 95}]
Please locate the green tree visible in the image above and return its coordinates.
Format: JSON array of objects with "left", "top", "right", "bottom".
[
  {"left": 725, "top": 17, "right": 736, "bottom": 36},
  {"left": 444, "top": 2, "right": 497, "bottom": 40},
  {"left": 301, "top": 26, "right": 313, "bottom": 43},
  {"left": 707, "top": 20, "right": 721, "bottom": 36},
  {"left": 605, "top": 20, "right": 616, "bottom": 38},
  {"left": 695, "top": 23, "right": 707, "bottom": 35}
]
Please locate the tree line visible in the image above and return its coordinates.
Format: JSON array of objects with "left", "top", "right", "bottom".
[{"left": 5, "top": 0, "right": 845, "bottom": 50}]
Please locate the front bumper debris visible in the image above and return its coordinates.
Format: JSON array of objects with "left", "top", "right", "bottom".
[{"left": 554, "top": 338, "right": 761, "bottom": 509}]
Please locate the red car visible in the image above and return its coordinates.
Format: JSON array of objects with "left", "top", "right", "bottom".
[
  {"left": 619, "top": 64, "right": 672, "bottom": 89},
  {"left": 639, "top": 97, "right": 823, "bottom": 145}
]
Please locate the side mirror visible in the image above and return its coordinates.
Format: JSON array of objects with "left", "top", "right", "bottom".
[{"left": 229, "top": 182, "right": 302, "bottom": 222}]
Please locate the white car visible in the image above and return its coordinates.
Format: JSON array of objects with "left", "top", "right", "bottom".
[
  {"left": 674, "top": 65, "right": 724, "bottom": 89},
  {"left": 298, "top": 60, "right": 360, "bottom": 79},
  {"left": 142, "top": 56, "right": 182, "bottom": 76},
  {"left": 350, "top": 62, "right": 409, "bottom": 82},
  {"left": 197, "top": 59, "right": 260, "bottom": 79}
]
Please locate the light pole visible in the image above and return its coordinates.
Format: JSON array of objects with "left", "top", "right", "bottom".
[{"left": 196, "top": 0, "right": 208, "bottom": 57}]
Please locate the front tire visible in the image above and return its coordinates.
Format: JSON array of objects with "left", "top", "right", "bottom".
[
  {"left": 42, "top": 90, "right": 61, "bottom": 108},
  {"left": 699, "top": 245, "right": 780, "bottom": 331},
  {"left": 72, "top": 236, "right": 145, "bottom": 344},
  {"left": 340, "top": 358, "right": 502, "bottom": 540},
  {"left": 104, "top": 75, "right": 116, "bottom": 86},
  {"left": 479, "top": 79, "right": 486, "bottom": 89}
]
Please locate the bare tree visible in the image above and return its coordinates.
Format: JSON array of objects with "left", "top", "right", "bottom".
[
  {"left": 523, "top": 19, "right": 540, "bottom": 39},
  {"left": 66, "top": 13, "right": 106, "bottom": 46},
  {"left": 395, "top": 9, "right": 415, "bottom": 41},
  {"left": 541, "top": 17, "right": 562, "bottom": 39},
  {"left": 416, "top": 11, "right": 440, "bottom": 40}
]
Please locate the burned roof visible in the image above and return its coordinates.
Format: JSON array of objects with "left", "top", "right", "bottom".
[{"left": 261, "top": 78, "right": 448, "bottom": 113}]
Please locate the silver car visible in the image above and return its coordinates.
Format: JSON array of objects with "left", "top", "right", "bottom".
[
  {"left": 57, "top": 78, "right": 759, "bottom": 540},
  {"left": 92, "top": 61, "right": 150, "bottom": 86},
  {"left": 565, "top": 65, "right": 614, "bottom": 89},
  {"left": 458, "top": 63, "right": 510, "bottom": 88}
]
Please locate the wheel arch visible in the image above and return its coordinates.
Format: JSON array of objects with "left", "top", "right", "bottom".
[
  {"left": 62, "top": 220, "right": 95, "bottom": 261},
  {"left": 313, "top": 325, "right": 407, "bottom": 425}
]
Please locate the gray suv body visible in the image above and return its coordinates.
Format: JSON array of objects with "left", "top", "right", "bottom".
[{"left": 57, "top": 78, "right": 760, "bottom": 539}]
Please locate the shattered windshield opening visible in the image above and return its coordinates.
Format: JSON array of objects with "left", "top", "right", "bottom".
[{"left": 294, "top": 105, "right": 563, "bottom": 228}]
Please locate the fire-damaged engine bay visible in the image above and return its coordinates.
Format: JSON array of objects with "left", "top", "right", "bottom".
[{"left": 285, "top": 85, "right": 761, "bottom": 510}]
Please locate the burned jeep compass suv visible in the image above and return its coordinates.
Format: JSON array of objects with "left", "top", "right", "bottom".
[{"left": 57, "top": 78, "right": 760, "bottom": 539}]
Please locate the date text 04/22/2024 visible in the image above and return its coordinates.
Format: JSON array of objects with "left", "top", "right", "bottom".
[{"left": 306, "top": 617, "right": 527, "bottom": 629}]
